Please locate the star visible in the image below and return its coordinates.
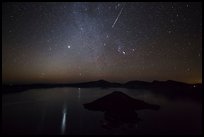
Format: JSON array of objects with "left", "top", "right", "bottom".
[
  {"left": 186, "top": 4, "right": 189, "bottom": 8},
  {"left": 2, "top": 2, "right": 202, "bottom": 85},
  {"left": 186, "top": 68, "right": 191, "bottom": 72}
]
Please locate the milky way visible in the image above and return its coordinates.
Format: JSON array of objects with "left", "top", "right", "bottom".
[{"left": 2, "top": 2, "right": 202, "bottom": 84}]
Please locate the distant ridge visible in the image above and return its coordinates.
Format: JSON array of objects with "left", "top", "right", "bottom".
[
  {"left": 2, "top": 79, "right": 202, "bottom": 94},
  {"left": 69, "top": 79, "right": 122, "bottom": 88}
]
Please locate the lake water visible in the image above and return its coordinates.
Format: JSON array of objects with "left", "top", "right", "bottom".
[{"left": 2, "top": 87, "right": 202, "bottom": 135}]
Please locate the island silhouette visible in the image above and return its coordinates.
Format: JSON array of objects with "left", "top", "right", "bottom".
[{"left": 83, "top": 91, "right": 160, "bottom": 129}]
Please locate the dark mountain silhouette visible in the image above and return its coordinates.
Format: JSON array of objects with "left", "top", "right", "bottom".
[
  {"left": 69, "top": 79, "right": 122, "bottom": 88},
  {"left": 124, "top": 80, "right": 151, "bottom": 88},
  {"left": 124, "top": 80, "right": 202, "bottom": 90},
  {"left": 83, "top": 91, "right": 160, "bottom": 129},
  {"left": 2, "top": 79, "right": 202, "bottom": 94},
  {"left": 152, "top": 80, "right": 193, "bottom": 89}
]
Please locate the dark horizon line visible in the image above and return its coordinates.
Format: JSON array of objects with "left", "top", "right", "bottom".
[
  {"left": 2, "top": 79, "right": 202, "bottom": 94},
  {"left": 3, "top": 79, "right": 202, "bottom": 86}
]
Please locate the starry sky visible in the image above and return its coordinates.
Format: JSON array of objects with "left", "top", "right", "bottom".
[{"left": 2, "top": 2, "right": 202, "bottom": 84}]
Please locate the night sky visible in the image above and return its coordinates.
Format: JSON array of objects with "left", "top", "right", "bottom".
[{"left": 2, "top": 2, "right": 202, "bottom": 84}]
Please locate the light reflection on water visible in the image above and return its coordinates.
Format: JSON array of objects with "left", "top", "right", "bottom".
[
  {"left": 2, "top": 87, "right": 202, "bottom": 135},
  {"left": 61, "top": 102, "right": 67, "bottom": 135}
]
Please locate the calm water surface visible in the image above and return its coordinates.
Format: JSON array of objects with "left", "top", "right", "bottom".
[{"left": 2, "top": 88, "right": 202, "bottom": 135}]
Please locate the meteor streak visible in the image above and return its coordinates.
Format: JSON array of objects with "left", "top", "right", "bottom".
[{"left": 112, "top": 6, "right": 124, "bottom": 28}]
